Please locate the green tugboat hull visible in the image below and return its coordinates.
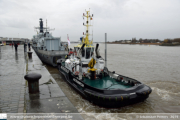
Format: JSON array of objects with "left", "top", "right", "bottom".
[{"left": 57, "top": 62, "right": 152, "bottom": 108}]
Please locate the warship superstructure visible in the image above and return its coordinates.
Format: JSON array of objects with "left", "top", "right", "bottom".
[{"left": 32, "top": 18, "right": 68, "bottom": 67}]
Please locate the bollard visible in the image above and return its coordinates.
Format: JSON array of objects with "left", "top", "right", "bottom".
[
  {"left": 24, "top": 73, "right": 41, "bottom": 94},
  {"left": 28, "top": 52, "right": 33, "bottom": 59}
]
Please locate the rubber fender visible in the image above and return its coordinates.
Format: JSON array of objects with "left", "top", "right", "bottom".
[
  {"left": 103, "top": 95, "right": 129, "bottom": 101},
  {"left": 121, "top": 95, "right": 130, "bottom": 100},
  {"left": 85, "top": 91, "right": 130, "bottom": 101},
  {"left": 136, "top": 90, "right": 151, "bottom": 96},
  {"left": 148, "top": 89, "right": 152, "bottom": 94}
]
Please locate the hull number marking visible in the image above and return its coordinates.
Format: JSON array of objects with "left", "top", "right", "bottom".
[
  {"left": 73, "top": 78, "right": 84, "bottom": 87},
  {"left": 61, "top": 66, "right": 69, "bottom": 73}
]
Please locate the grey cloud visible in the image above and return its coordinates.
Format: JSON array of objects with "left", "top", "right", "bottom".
[{"left": 0, "top": 0, "right": 180, "bottom": 41}]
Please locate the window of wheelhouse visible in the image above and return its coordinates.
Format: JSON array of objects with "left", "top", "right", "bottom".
[
  {"left": 74, "top": 47, "right": 77, "bottom": 52},
  {"left": 74, "top": 47, "right": 80, "bottom": 52},
  {"left": 86, "top": 48, "right": 91, "bottom": 59},
  {"left": 91, "top": 47, "right": 94, "bottom": 57},
  {"left": 82, "top": 48, "right": 85, "bottom": 57}
]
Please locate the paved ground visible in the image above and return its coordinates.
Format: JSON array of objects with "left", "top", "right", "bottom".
[
  {"left": 0, "top": 45, "right": 26, "bottom": 113},
  {"left": 0, "top": 45, "right": 83, "bottom": 120}
]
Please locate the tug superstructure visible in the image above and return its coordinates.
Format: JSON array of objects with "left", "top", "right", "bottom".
[{"left": 63, "top": 10, "right": 104, "bottom": 79}]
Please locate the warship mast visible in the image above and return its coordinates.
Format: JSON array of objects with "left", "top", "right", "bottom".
[{"left": 39, "top": 18, "right": 43, "bottom": 33}]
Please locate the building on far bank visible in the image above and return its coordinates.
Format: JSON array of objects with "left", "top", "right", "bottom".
[{"left": 0, "top": 37, "right": 29, "bottom": 45}]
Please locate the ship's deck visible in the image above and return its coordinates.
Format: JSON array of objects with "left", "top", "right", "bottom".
[
  {"left": 61, "top": 61, "right": 134, "bottom": 90},
  {"left": 83, "top": 76, "right": 133, "bottom": 90}
]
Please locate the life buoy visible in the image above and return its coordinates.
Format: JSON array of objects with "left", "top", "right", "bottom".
[{"left": 75, "top": 71, "right": 79, "bottom": 75}]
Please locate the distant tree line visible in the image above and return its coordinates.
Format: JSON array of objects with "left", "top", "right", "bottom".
[
  {"left": 113, "top": 38, "right": 161, "bottom": 43},
  {"left": 113, "top": 38, "right": 180, "bottom": 44},
  {"left": 163, "top": 38, "right": 180, "bottom": 43}
]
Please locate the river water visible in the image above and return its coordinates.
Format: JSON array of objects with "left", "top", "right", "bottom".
[{"left": 45, "top": 43, "right": 180, "bottom": 119}]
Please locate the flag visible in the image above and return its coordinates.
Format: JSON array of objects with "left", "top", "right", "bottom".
[{"left": 67, "top": 34, "right": 70, "bottom": 45}]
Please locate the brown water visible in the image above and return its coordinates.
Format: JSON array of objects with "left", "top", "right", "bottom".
[{"left": 45, "top": 44, "right": 180, "bottom": 119}]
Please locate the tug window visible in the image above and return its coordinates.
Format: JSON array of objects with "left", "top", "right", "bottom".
[
  {"left": 86, "top": 48, "right": 91, "bottom": 59},
  {"left": 82, "top": 48, "right": 85, "bottom": 57},
  {"left": 91, "top": 48, "right": 94, "bottom": 56},
  {"left": 74, "top": 47, "right": 77, "bottom": 52},
  {"left": 76, "top": 47, "right": 80, "bottom": 53}
]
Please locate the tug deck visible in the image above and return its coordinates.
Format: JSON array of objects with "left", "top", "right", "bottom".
[{"left": 83, "top": 76, "right": 133, "bottom": 90}]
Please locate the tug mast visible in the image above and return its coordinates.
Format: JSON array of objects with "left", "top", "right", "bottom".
[{"left": 83, "top": 9, "right": 93, "bottom": 46}]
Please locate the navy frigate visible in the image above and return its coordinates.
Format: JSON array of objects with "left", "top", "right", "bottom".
[{"left": 32, "top": 18, "right": 68, "bottom": 67}]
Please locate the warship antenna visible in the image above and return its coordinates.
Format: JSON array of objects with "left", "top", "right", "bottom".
[
  {"left": 34, "top": 27, "right": 37, "bottom": 34},
  {"left": 105, "top": 33, "right": 107, "bottom": 68},
  {"left": 46, "top": 19, "right": 47, "bottom": 32}
]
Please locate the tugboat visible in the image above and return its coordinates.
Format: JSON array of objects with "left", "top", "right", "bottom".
[
  {"left": 57, "top": 10, "right": 152, "bottom": 108},
  {"left": 32, "top": 18, "right": 68, "bottom": 67}
]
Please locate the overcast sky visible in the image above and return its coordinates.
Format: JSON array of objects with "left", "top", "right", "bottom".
[{"left": 0, "top": 0, "right": 180, "bottom": 42}]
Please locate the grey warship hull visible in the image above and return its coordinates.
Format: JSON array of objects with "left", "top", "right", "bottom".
[{"left": 33, "top": 46, "right": 68, "bottom": 67}]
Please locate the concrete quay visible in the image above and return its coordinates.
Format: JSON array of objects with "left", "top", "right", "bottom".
[
  {"left": 0, "top": 45, "right": 26, "bottom": 113},
  {"left": 25, "top": 47, "right": 80, "bottom": 114},
  {"left": 0, "top": 45, "right": 84, "bottom": 119}
]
